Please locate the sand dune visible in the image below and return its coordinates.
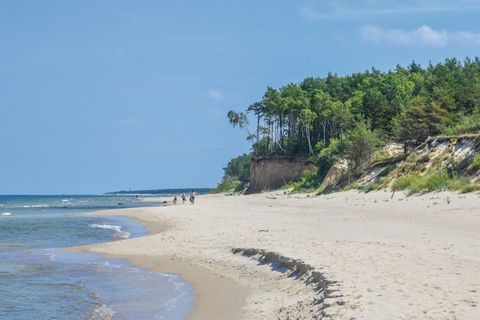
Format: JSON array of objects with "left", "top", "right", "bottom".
[{"left": 73, "top": 190, "right": 480, "bottom": 319}]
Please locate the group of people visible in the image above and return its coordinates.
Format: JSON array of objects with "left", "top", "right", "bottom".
[{"left": 172, "top": 190, "right": 196, "bottom": 205}]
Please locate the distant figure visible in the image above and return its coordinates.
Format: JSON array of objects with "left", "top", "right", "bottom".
[
  {"left": 182, "top": 194, "right": 186, "bottom": 204},
  {"left": 173, "top": 195, "right": 177, "bottom": 205},
  {"left": 190, "top": 190, "right": 196, "bottom": 204}
]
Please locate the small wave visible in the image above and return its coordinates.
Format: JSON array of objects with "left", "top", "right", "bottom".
[
  {"left": 22, "top": 204, "right": 49, "bottom": 208},
  {"left": 1, "top": 212, "right": 12, "bottom": 216},
  {"left": 61, "top": 199, "right": 70, "bottom": 202},
  {"left": 85, "top": 303, "right": 115, "bottom": 320},
  {"left": 89, "top": 224, "right": 130, "bottom": 238}
]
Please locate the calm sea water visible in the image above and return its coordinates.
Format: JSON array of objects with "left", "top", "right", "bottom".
[{"left": 0, "top": 195, "right": 194, "bottom": 320}]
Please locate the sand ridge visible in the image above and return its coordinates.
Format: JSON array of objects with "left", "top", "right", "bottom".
[{"left": 73, "top": 190, "right": 480, "bottom": 319}]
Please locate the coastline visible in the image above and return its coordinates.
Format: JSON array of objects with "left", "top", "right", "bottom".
[
  {"left": 69, "top": 206, "right": 249, "bottom": 320},
  {"left": 70, "top": 190, "right": 480, "bottom": 319}
]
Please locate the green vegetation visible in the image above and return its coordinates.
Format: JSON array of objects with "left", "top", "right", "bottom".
[
  {"left": 211, "top": 154, "right": 251, "bottom": 193},
  {"left": 222, "top": 58, "right": 480, "bottom": 192},
  {"left": 339, "top": 182, "right": 380, "bottom": 193},
  {"left": 341, "top": 122, "right": 382, "bottom": 173},
  {"left": 222, "top": 153, "right": 251, "bottom": 184},
  {"left": 209, "top": 177, "right": 241, "bottom": 194},
  {"left": 392, "top": 170, "right": 478, "bottom": 194},
  {"left": 393, "top": 97, "right": 449, "bottom": 142},
  {"left": 469, "top": 154, "right": 480, "bottom": 171},
  {"left": 285, "top": 168, "right": 319, "bottom": 192},
  {"left": 444, "top": 111, "right": 480, "bottom": 135}
]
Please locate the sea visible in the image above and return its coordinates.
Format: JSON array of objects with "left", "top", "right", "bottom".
[{"left": 0, "top": 195, "right": 194, "bottom": 320}]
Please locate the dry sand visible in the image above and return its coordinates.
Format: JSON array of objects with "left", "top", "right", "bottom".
[{"left": 71, "top": 190, "right": 480, "bottom": 319}]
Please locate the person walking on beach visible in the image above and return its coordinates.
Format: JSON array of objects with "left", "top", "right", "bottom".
[
  {"left": 190, "top": 190, "right": 196, "bottom": 204},
  {"left": 173, "top": 195, "right": 177, "bottom": 205},
  {"left": 182, "top": 194, "right": 186, "bottom": 204}
]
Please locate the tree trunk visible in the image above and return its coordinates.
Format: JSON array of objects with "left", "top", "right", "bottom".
[
  {"left": 306, "top": 127, "right": 313, "bottom": 154},
  {"left": 256, "top": 115, "right": 260, "bottom": 143},
  {"left": 322, "top": 120, "right": 327, "bottom": 143}
]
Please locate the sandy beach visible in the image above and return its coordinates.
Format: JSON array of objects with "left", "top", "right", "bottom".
[{"left": 71, "top": 190, "right": 480, "bottom": 319}]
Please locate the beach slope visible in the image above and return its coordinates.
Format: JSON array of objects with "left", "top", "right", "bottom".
[{"left": 73, "top": 190, "right": 480, "bottom": 319}]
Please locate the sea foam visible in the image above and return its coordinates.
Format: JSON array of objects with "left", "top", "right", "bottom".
[
  {"left": 22, "top": 204, "right": 49, "bottom": 208},
  {"left": 1, "top": 212, "right": 12, "bottom": 216},
  {"left": 89, "top": 224, "right": 130, "bottom": 239}
]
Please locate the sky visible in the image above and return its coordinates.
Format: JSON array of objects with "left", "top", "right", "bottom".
[{"left": 1, "top": 0, "right": 480, "bottom": 194}]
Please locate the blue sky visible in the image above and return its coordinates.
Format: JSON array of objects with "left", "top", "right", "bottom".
[{"left": 1, "top": 0, "right": 480, "bottom": 194}]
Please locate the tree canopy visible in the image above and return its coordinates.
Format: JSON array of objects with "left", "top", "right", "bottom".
[
  {"left": 229, "top": 58, "right": 480, "bottom": 157},
  {"left": 218, "top": 57, "right": 480, "bottom": 191}
]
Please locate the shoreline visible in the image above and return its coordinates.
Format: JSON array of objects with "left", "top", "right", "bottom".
[
  {"left": 69, "top": 190, "right": 480, "bottom": 319},
  {"left": 69, "top": 206, "right": 249, "bottom": 320}
]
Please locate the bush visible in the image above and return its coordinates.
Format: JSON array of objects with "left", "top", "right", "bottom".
[
  {"left": 212, "top": 153, "right": 251, "bottom": 193},
  {"left": 470, "top": 154, "right": 480, "bottom": 171},
  {"left": 223, "top": 154, "right": 251, "bottom": 185},
  {"left": 392, "top": 174, "right": 421, "bottom": 191},
  {"left": 210, "top": 177, "right": 241, "bottom": 193},
  {"left": 340, "top": 182, "right": 379, "bottom": 193},
  {"left": 392, "top": 170, "right": 478, "bottom": 194},
  {"left": 314, "top": 139, "right": 342, "bottom": 181},
  {"left": 409, "top": 171, "right": 451, "bottom": 193},
  {"left": 447, "top": 176, "right": 473, "bottom": 193},
  {"left": 360, "top": 182, "right": 380, "bottom": 192},
  {"left": 342, "top": 122, "right": 382, "bottom": 171},
  {"left": 287, "top": 168, "right": 319, "bottom": 191},
  {"left": 444, "top": 112, "right": 480, "bottom": 135}
]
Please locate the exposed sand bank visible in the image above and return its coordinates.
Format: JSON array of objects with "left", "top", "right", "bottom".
[{"left": 71, "top": 190, "right": 480, "bottom": 319}]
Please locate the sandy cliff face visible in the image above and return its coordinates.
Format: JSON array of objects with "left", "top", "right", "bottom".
[
  {"left": 388, "top": 135, "right": 479, "bottom": 183},
  {"left": 330, "top": 135, "right": 480, "bottom": 190},
  {"left": 319, "top": 160, "right": 349, "bottom": 191},
  {"left": 247, "top": 158, "right": 314, "bottom": 194}
]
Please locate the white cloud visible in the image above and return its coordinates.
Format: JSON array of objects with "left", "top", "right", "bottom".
[
  {"left": 360, "top": 25, "right": 480, "bottom": 47},
  {"left": 298, "top": 0, "right": 480, "bottom": 21},
  {"left": 207, "top": 88, "right": 224, "bottom": 101}
]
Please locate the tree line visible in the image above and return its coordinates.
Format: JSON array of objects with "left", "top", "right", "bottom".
[{"left": 219, "top": 58, "right": 480, "bottom": 191}]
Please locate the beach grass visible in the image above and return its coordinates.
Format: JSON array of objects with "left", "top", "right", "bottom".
[{"left": 392, "top": 170, "right": 480, "bottom": 194}]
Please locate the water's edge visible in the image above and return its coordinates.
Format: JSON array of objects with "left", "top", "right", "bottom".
[
  {"left": 0, "top": 196, "right": 194, "bottom": 320},
  {"left": 63, "top": 211, "right": 195, "bottom": 320},
  {"left": 79, "top": 207, "right": 250, "bottom": 320}
]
